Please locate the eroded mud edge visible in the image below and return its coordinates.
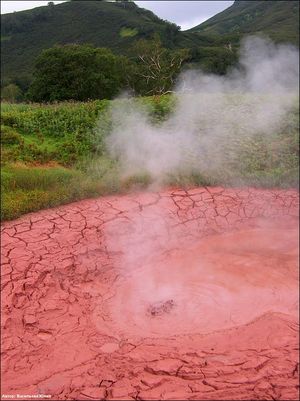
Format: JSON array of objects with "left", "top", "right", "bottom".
[{"left": 1, "top": 186, "right": 299, "bottom": 400}]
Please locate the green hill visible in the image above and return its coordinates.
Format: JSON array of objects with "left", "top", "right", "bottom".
[
  {"left": 1, "top": 0, "right": 205, "bottom": 89},
  {"left": 189, "top": 0, "right": 299, "bottom": 45},
  {"left": 1, "top": 0, "right": 298, "bottom": 92}
]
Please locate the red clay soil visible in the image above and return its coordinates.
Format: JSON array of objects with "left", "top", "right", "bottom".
[{"left": 1, "top": 187, "right": 299, "bottom": 401}]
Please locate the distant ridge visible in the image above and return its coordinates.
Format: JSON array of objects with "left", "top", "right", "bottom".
[
  {"left": 1, "top": 0, "right": 298, "bottom": 90},
  {"left": 189, "top": 0, "right": 299, "bottom": 45},
  {"left": 1, "top": 1, "right": 188, "bottom": 86}
]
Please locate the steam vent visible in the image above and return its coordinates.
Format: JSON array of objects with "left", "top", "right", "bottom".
[{"left": 1, "top": 187, "right": 299, "bottom": 400}]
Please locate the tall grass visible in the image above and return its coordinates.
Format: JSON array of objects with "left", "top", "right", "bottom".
[
  {"left": 1, "top": 95, "right": 298, "bottom": 221},
  {"left": 1, "top": 164, "right": 116, "bottom": 220}
]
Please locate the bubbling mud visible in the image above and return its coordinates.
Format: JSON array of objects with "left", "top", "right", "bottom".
[
  {"left": 1, "top": 187, "right": 299, "bottom": 400},
  {"left": 98, "top": 217, "right": 298, "bottom": 338},
  {"left": 147, "top": 299, "right": 176, "bottom": 317}
]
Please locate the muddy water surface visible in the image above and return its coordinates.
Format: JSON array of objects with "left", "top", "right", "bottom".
[
  {"left": 105, "top": 219, "right": 298, "bottom": 338},
  {"left": 1, "top": 187, "right": 299, "bottom": 400}
]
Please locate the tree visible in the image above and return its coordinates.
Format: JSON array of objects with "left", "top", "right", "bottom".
[
  {"left": 127, "top": 36, "right": 189, "bottom": 96},
  {"left": 1, "top": 83, "right": 23, "bottom": 102},
  {"left": 27, "top": 44, "right": 125, "bottom": 102},
  {"left": 188, "top": 46, "right": 238, "bottom": 75}
]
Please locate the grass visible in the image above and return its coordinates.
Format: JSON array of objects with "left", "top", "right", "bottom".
[
  {"left": 189, "top": 0, "right": 299, "bottom": 45},
  {"left": 0, "top": 161, "right": 154, "bottom": 221},
  {"left": 0, "top": 162, "right": 116, "bottom": 221},
  {"left": 0, "top": 35, "right": 11, "bottom": 42},
  {"left": 1, "top": 95, "right": 299, "bottom": 221},
  {"left": 1, "top": 165, "right": 91, "bottom": 220},
  {"left": 120, "top": 27, "right": 138, "bottom": 37}
]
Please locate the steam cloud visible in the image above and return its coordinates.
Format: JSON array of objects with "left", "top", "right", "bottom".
[
  {"left": 106, "top": 36, "right": 299, "bottom": 184},
  {"left": 98, "top": 37, "right": 299, "bottom": 335}
]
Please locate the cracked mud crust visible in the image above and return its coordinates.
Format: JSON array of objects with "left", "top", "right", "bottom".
[{"left": 1, "top": 187, "right": 299, "bottom": 400}]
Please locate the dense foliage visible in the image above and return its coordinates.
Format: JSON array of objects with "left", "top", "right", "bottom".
[
  {"left": 21, "top": 39, "right": 191, "bottom": 101},
  {"left": 0, "top": 96, "right": 175, "bottom": 165},
  {"left": 1, "top": 0, "right": 298, "bottom": 93},
  {"left": 189, "top": 0, "right": 299, "bottom": 46},
  {"left": 1, "top": 84, "right": 23, "bottom": 102},
  {"left": 1, "top": 0, "right": 184, "bottom": 89},
  {"left": 126, "top": 36, "right": 189, "bottom": 95},
  {"left": 0, "top": 96, "right": 175, "bottom": 220},
  {"left": 27, "top": 45, "right": 126, "bottom": 102},
  {"left": 1, "top": 95, "right": 298, "bottom": 221},
  {"left": 187, "top": 46, "right": 238, "bottom": 75}
]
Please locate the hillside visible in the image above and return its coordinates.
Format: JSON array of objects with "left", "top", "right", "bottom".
[
  {"left": 189, "top": 0, "right": 299, "bottom": 45},
  {"left": 0, "top": 1, "right": 248, "bottom": 90},
  {"left": 1, "top": 0, "right": 204, "bottom": 89},
  {"left": 1, "top": 0, "right": 299, "bottom": 92}
]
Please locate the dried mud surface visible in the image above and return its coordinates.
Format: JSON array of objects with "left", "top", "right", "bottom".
[{"left": 1, "top": 187, "right": 299, "bottom": 400}]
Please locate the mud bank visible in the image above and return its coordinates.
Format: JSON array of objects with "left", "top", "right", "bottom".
[{"left": 1, "top": 187, "right": 299, "bottom": 400}]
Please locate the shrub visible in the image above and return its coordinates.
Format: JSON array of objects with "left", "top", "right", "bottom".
[
  {"left": 28, "top": 44, "right": 126, "bottom": 102},
  {"left": 1, "top": 83, "right": 23, "bottom": 102},
  {"left": 120, "top": 27, "right": 138, "bottom": 37},
  {"left": 0, "top": 125, "right": 24, "bottom": 145},
  {"left": 1, "top": 112, "right": 18, "bottom": 127}
]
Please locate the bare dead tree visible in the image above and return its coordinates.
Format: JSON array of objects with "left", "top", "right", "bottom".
[{"left": 128, "top": 36, "right": 189, "bottom": 96}]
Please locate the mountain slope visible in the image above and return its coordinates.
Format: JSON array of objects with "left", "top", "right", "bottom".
[
  {"left": 1, "top": 0, "right": 189, "bottom": 87},
  {"left": 189, "top": 0, "right": 299, "bottom": 45},
  {"left": 1, "top": 0, "right": 298, "bottom": 92}
]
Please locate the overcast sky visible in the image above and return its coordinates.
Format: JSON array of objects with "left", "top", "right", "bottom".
[{"left": 1, "top": 1, "right": 233, "bottom": 30}]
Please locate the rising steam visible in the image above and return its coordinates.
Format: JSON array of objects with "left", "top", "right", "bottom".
[
  {"left": 97, "top": 36, "right": 299, "bottom": 335},
  {"left": 105, "top": 36, "right": 299, "bottom": 184}
]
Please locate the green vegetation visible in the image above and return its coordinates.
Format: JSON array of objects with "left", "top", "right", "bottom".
[
  {"left": 1, "top": 84, "right": 23, "bottom": 103},
  {"left": 0, "top": 1, "right": 298, "bottom": 221},
  {"left": 187, "top": 46, "right": 238, "bottom": 75},
  {"left": 120, "top": 27, "right": 138, "bottom": 38},
  {"left": 26, "top": 39, "right": 188, "bottom": 101},
  {"left": 0, "top": 125, "right": 24, "bottom": 145},
  {"left": 0, "top": 100, "right": 110, "bottom": 165},
  {"left": 1, "top": 95, "right": 298, "bottom": 221},
  {"left": 1, "top": 35, "right": 11, "bottom": 42},
  {"left": 0, "top": 96, "right": 173, "bottom": 220},
  {"left": 1, "top": 0, "right": 182, "bottom": 90},
  {"left": 1, "top": 0, "right": 298, "bottom": 94},
  {"left": 1, "top": 164, "right": 104, "bottom": 221},
  {"left": 27, "top": 44, "right": 126, "bottom": 102},
  {"left": 126, "top": 36, "right": 189, "bottom": 96},
  {"left": 2, "top": 0, "right": 297, "bottom": 94},
  {"left": 4, "top": 36, "right": 188, "bottom": 102},
  {"left": 189, "top": 0, "right": 299, "bottom": 46}
]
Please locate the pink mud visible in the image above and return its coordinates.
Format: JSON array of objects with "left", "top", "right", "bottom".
[{"left": 1, "top": 187, "right": 299, "bottom": 400}]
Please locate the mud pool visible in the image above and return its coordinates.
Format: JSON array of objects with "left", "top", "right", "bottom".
[{"left": 1, "top": 187, "right": 299, "bottom": 400}]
